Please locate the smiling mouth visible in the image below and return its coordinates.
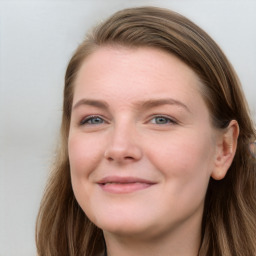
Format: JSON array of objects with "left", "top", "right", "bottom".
[{"left": 97, "top": 177, "right": 156, "bottom": 194}]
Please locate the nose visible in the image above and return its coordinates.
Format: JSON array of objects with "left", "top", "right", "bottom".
[{"left": 104, "top": 123, "right": 143, "bottom": 164}]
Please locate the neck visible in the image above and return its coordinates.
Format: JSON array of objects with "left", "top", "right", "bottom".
[{"left": 103, "top": 217, "right": 201, "bottom": 256}]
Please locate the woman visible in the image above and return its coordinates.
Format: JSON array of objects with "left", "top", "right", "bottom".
[{"left": 36, "top": 6, "right": 256, "bottom": 256}]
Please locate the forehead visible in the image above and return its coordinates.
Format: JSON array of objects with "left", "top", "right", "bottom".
[
  {"left": 76, "top": 46, "right": 199, "bottom": 81},
  {"left": 73, "top": 46, "right": 205, "bottom": 111}
]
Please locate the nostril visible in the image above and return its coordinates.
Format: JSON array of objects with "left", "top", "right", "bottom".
[
  {"left": 105, "top": 152, "right": 135, "bottom": 162},
  {"left": 104, "top": 146, "right": 142, "bottom": 163},
  {"left": 124, "top": 156, "right": 134, "bottom": 160}
]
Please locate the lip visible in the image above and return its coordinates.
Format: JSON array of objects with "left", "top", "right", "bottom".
[{"left": 97, "top": 176, "right": 156, "bottom": 194}]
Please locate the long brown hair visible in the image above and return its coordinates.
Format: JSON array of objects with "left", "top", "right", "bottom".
[{"left": 36, "top": 6, "right": 256, "bottom": 256}]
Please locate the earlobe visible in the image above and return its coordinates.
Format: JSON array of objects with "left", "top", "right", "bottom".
[{"left": 211, "top": 120, "right": 239, "bottom": 180}]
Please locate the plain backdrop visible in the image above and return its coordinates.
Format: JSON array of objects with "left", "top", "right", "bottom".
[{"left": 0, "top": 1, "right": 255, "bottom": 255}]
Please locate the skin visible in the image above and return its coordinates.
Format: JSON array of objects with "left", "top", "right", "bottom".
[{"left": 68, "top": 46, "right": 238, "bottom": 256}]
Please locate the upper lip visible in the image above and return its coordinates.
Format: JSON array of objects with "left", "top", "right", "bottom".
[{"left": 97, "top": 176, "right": 156, "bottom": 185}]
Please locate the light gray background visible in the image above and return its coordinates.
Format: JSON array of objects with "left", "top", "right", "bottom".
[{"left": 0, "top": 1, "right": 255, "bottom": 255}]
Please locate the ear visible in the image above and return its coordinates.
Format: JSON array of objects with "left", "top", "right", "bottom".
[{"left": 211, "top": 120, "right": 239, "bottom": 180}]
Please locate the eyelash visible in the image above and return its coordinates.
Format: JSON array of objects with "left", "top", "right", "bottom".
[
  {"left": 80, "top": 115, "right": 106, "bottom": 125},
  {"left": 149, "top": 115, "right": 177, "bottom": 125},
  {"left": 80, "top": 115, "right": 177, "bottom": 126}
]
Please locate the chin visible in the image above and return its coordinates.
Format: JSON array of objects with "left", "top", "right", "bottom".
[{"left": 91, "top": 212, "right": 158, "bottom": 239}]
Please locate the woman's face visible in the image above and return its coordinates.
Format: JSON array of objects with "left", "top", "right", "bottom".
[{"left": 68, "top": 46, "right": 219, "bottom": 240}]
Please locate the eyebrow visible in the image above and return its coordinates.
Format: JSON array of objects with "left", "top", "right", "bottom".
[
  {"left": 72, "top": 99, "right": 109, "bottom": 111},
  {"left": 139, "top": 98, "right": 191, "bottom": 113},
  {"left": 72, "top": 98, "right": 190, "bottom": 113}
]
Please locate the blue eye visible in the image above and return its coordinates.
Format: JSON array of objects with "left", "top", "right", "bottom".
[
  {"left": 80, "top": 116, "right": 104, "bottom": 125},
  {"left": 151, "top": 116, "right": 176, "bottom": 125}
]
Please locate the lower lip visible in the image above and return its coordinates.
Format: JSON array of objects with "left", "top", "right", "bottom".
[{"left": 98, "top": 182, "right": 153, "bottom": 194}]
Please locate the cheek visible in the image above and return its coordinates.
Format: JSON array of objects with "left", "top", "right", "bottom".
[
  {"left": 68, "top": 134, "right": 104, "bottom": 177},
  {"left": 146, "top": 131, "right": 215, "bottom": 183},
  {"left": 68, "top": 133, "right": 105, "bottom": 212}
]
